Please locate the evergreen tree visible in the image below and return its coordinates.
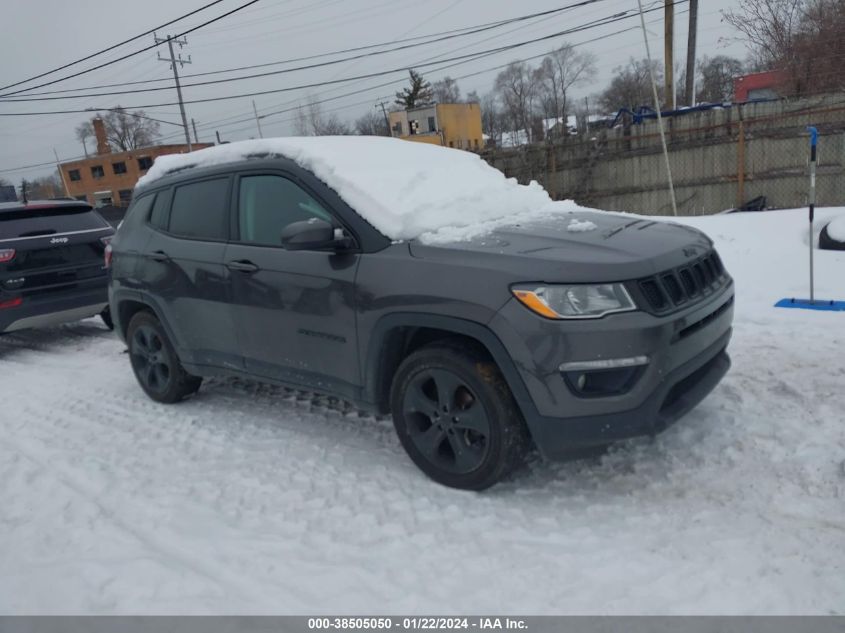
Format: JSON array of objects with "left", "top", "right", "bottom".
[{"left": 394, "top": 70, "right": 433, "bottom": 109}]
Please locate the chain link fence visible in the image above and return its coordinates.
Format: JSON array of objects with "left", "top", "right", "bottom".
[{"left": 483, "top": 92, "right": 845, "bottom": 215}]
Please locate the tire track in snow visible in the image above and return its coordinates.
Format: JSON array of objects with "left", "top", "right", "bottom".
[{"left": 4, "top": 432, "right": 296, "bottom": 611}]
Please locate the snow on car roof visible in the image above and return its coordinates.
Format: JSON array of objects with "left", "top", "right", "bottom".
[{"left": 137, "top": 136, "right": 579, "bottom": 243}]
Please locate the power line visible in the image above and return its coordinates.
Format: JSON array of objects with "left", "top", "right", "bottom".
[
  {"left": 0, "top": 16, "right": 553, "bottom": 99},
  {"left": 0, "top": 0, "right": 262, "bottom": 99},
  {"left": 159, "top": 15, "right": 669, "bottom": 142},
  {"left": 0, "top": 0, "right": 227, "bottom": 94},
  {"left": 0, "top": 2, "right": 680, "bottom": 173},
  {"left": 0, "top": 3, "right": 670, "bottom": 110},
  {"left": 0, "top": 0, "right": 611, "bottom": 102}
]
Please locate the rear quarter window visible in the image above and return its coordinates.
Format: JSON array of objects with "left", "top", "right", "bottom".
[
  {"left": 122, "top": 194, "right": 156, "bottom": 228},
  {"left": 149, "top": 191, "right": 171, "bottom": 230}
]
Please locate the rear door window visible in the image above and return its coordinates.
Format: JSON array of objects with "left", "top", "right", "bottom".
[
  {"left": 167, "top": 178, "right": 230, "bottom": 241},
  {"left": 237, "top": 174, "right": 333, "bottom": 247},
  {"left": 0, "top": 205, "right": 108, "bottom": 239}
]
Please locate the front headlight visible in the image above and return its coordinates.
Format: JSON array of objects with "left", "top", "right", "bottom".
[{"left": 512, "top": 283, "right": 636, "bottom": 319}]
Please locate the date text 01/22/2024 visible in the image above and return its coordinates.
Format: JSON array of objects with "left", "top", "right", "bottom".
[{"left": 307, "top": 618, "right": 528, "bottom": 630}]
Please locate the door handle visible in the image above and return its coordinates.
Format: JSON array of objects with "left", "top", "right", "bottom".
[
  {"left": 226, "top": 260, "right": 260, "bottom": 273},
  {"left": 149, "top": 250, "right": 169, "bottom": 262}
]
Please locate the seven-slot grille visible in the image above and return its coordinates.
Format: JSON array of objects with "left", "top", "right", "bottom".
[{"left": 636, "top": 250, "right": 728, "bottom": 313}]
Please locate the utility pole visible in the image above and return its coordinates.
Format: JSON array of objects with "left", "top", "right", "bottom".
[
  {"left": 583, "top": 96, "right": 590, "bottom": 135},
  {"left": 684, "top": 0, "right": 699, "bottom": 106},
  {"left": 376, "top": 102, "right": 391, "bottom": 136},
  {"left": 638, "top": 0, "right": 678, "bottom": 216},
  {"left": 664, "top": 0, "right": 675, "bottom": 110},
  {"left": 53, "top": 148, "right": 70, "bottom": 197},
  {"left": 191, "top": 118, "right": 199, "bottom": 144},
  {"left": 155, "top": 33, "right": 192, "bottom": 151},
  {"left": 252, "top": 100, "right": 264, "bottom": 138}
]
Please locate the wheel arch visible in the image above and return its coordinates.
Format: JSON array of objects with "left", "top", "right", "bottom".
[
  {"left": 363, "top": 313, "right": 538, "bottom": 423},
  {"left": 112, "top": 290, "right": 181, "bottom": 351}
]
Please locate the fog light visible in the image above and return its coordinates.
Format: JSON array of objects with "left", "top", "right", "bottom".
[
  {"left": 576, "top": 373, "right": 587, "bottom": 391},
  {"left": 560, "top": 356, "right": 649, "bottom": 372},
  {"left": 561, "top": 356, "right": 649, "bottom": 398}
]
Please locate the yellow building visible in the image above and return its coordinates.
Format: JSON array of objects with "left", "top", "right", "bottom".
[{"left": 388, "top": 103, "right": 483, "bottom": 151}]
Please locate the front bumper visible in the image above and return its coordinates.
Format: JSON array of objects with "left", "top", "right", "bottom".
[
  {"left": 525, "top": 330, "right": 730, "bottom": 458},
  {"left": 0, "top": 284, "right": 108, "bottom": 333},
  {"left": 490, "top": 282, "right": 734, "bottom": 459}
]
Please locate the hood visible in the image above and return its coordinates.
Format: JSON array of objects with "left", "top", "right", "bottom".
[{"left": 409, "top": 212, "right": 714, "bottom": 282}]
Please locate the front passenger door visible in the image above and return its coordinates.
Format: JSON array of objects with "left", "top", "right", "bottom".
[{"left": 225, "top": 173, "right": 361, "bottom": 397}]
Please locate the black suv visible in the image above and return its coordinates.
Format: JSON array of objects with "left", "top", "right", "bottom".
[
  {"left": 110, "top": 149, "right": 733, "bottom": 490},
  {"left": 0, "top": 200, "right": 114, "bottom": 334}
]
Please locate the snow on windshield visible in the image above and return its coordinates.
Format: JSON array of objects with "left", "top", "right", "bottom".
[{"left": 137, "top": 136, "right": 581, "bottom": 243}]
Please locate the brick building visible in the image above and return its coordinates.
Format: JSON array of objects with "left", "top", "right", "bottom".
[
  {"left": 59, "top": 118, "right": 211, "bottom": 207},
  {"left": 734, "top": 70, "right": 789, "bottom": 102}
]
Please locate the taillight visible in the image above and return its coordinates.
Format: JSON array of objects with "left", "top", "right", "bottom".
[
  {"left": 100, "top": 237, "right": 114, "bottom": 268},
  {"left": 0, "top": 249, "right": 15, "bottom": 263},
  {"left": 0, "top": 296, "right": 22, "bottom": 310}
]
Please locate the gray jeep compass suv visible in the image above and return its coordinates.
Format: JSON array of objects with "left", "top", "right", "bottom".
[{"left": 109, "top": 139, "right": 733, "bottom": 490}]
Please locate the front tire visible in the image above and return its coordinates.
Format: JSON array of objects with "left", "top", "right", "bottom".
[
  {"left": 390, "top": 342, "right": 530, "bottom": 490},
  {"left": 126, "top": 311, "right": 202, "bottom": 403}
]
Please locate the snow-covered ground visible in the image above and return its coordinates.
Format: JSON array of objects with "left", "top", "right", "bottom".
[{"left": 2, "top": 207, "right": 844, "bottom": 615}]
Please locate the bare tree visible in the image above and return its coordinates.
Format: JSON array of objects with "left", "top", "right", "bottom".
[
  {"left": 534, "top": 44, "right": 597, "bottom": 139},
  {"left": 75, "top": 121, "right": 94, "bottom": 156},
  {"left": 793, "top": 0, "right": 845, "bottom": 94},
  {"left": 431, "top": 76, "right": 461, "bottom": 103},
  {"left": 295, "top": 98, "right": 352, "bottom": 136},
  {"left": 354, "top": 110, "right": 389, "bottom": 136},
  {"left": 598, "top": 58, "right": 664, "bottom": 112},
  {"left": 723, "top": 0, "right": 845, "bottom": 96},
  {"left": 23, "top": 171, "right": 64, "bottom": 199},
  {"left": 477, "top": 91, "right": 503, "bottom": 147},
  {"left": 294, "top": 104, "right": 310, "bottom": 136},
  {"left": 722, "top": 0, "right": 804, "bottom": 69},
  {"left": 494, "top": 61, "right": 539, "bottom": 144},
  {"left": 96, "top": 107, "right": 161, "bottom": 151},
  {"left": 395, "top": 69, "right": 433, "bottom": 109},
  {"left": 696, "top": 55, "right": 745, "bottom": 102}
]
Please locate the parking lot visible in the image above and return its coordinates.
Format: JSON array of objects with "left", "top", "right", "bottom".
[{"left": 2, "top": 209, "right": 844, "bottom": 615}]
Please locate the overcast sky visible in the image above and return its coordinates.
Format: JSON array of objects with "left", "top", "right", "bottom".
[{"left": 0, "top": 0, "right": 747, "bottom": 183}]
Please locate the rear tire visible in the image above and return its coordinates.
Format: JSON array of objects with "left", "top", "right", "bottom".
[
  {"left": 126, "top": 311, "right": 201, "bottom": 403},
  {"left": 390, "top": 341, "right": 530, "bottom": 490}
]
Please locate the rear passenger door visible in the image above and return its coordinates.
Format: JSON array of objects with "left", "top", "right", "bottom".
[
  {"left": 224, "top": 172, "right": 360, "bottom": 396},
  {"left": 138, "top": 176, "right": 241, "bottom": 370}
]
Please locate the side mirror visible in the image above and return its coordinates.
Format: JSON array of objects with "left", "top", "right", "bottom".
[{"left": 280, "top": 218, "right": 352, "bottom": 251}]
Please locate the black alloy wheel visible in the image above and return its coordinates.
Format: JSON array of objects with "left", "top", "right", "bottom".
[
  {"left": 131, "top": 324, "right": 172, "bottom": 396},
  {"left": 402, "top": 368, "right": 492, "bottom": 475},
  {"left": 126, "top": 311, "right": 202, "bottom": 403},
  {"left": 391, "top": 341, "right": 530, "bottom": 490}
]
